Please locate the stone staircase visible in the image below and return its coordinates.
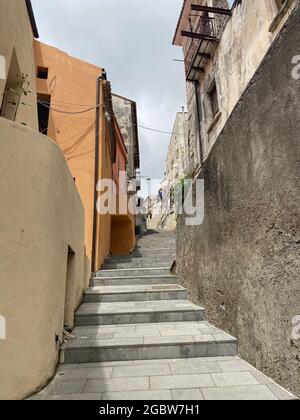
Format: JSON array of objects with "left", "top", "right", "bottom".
[
  {"left": 60, "top": 230, "right": 238, "bottom": 365},
  {"left": 34, "top": 230, "right": 297, "bottom": 400}
]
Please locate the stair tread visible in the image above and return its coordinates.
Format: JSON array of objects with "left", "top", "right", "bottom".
[
  {"left": 98, "top": 267, "right": 172, "bottom": 273},
  {"left": 95, "top": 275, "right": 177, "bottom": 280},
  {"left": 76, "top": 300, "right": 203, "bottom": 316},
  {"left": 85, "top": 284, "right": 185, "bottom": 295},
  {"left": 63, "top": 321, "right": 237, "bottom": 349}
]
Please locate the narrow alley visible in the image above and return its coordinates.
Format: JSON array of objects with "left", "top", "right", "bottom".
[{"left": 1, "top": 0, "right": 299, "bottom": 404}]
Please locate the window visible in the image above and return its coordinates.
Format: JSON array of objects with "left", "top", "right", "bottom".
[
  {"left": 207, "top": 79, "right": 219, "bottom": 118},
  {"left": 37, "top": 66, "right": 48, "bottom": 80},
  {"left": 37, "top": 93, "right": 51, "bottom": 135}
]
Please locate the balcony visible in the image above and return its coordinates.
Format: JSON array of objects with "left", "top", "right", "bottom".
[{"left": 183, "top": 15, "right": 220, "bottom": 82}]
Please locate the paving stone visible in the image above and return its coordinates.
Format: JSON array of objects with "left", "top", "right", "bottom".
[
  {"left": 267, "top": 384, "right": 297, "bottom": 400},
  {"left": 171, "top": 389, "right": 204, "bottom": 400},
  {"left": 47, "top": 379, "right": 87, "bottom": 395},
  {"left": 58, "top": 367, "right": 113, "bottom": 379},
  {"left": 143, "top": 335, "right": 195, "bottom": 345},
  {"left": 112, "top": 364, "right": 171, "bottom": 378},
  {"left": 37, "top": 393, "right": 102, "bottom": 400},
  {"left": 218, "top": 359, "right": 254, "bottom": 372},
  {"left": 84, "top": 377, "right": 149, "bottom": 393},
  {"left": 101, "top": 390, "right": 172, "bottom": 400},
  {"left": 211, "top": 372, "right": 259, "bottom": 387},
  {"left": 150, "top": 374, "right": 215, "bottom": 390},
  {"left": 249, "top": 369, "right": 274, "bottom": 385},
  {"left": 202, "top": 385, "right": 279, "bottom": 401},
  {"left": 170, "top": 361, "right": 222, "bottom": 375}
]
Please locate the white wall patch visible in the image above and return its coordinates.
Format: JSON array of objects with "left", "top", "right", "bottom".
[
  {"left": 0, "top": 315, "right": 6, "bottom": 340},
  {"left": 0, "top": 55, "right": 6, "bottom": 80}
]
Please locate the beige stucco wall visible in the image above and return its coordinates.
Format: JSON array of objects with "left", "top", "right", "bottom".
[
  {"left": 0, "top": 118, "right": 87, "bottom": 400},
  {"left": 0, "top": 0, "right": 38, "bottom": 129}
]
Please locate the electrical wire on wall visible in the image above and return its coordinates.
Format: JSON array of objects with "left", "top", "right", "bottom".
[{"left": 37, "top": 100, "right": 185, "bottom": 136}]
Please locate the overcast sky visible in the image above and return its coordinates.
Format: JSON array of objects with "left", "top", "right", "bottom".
[{"left": 32, "top": 0, "right": 186, "bottom": 185}]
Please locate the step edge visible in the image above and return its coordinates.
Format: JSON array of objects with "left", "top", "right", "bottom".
[
  {"left": 75, "top": 307, "right": 206, "bottom": 317},
  {"left": 62, "top": 338, "right": 238, "bottom": 351},
  {"left": 85, "top": 288, "right": 187, "bottom": 295}
]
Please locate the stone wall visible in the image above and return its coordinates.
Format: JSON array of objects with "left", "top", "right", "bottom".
[{"left": 177, "top": 7, "right": 300, "bottom": 396}]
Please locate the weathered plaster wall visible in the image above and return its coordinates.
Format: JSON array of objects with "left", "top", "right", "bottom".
[
  {"left": 199, "top": 0, "right": 299, "bottom": 159},
  {"left": 177, "top": 8, "right": 300, "bottom": 396},
  {"left": 0, "top": 0, "right": 38, "bottom": 129},
  {"left": 0, "top": 118, "right": 87, "bottom": 400},
  {"left": 166, "top": 112, "right": 189, "bottom": 180},
  {"left": 112, "top": 94, "right": 138, "bottom": 180},
  {"left": 174, "top": 0, "right": 298, "bottom": 175}
]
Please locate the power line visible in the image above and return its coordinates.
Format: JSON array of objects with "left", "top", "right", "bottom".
[
  {"left": 38, "top": 100, "right": 185, "bottom": 135},
  {"left": 137, "top": 124, "right": 184, "bottom": 136},
  {"left": 47, "top": 98, "right": 96, "bottom": 108},
  {"left": 38, "top": 100, "right": 99, "bottom": 115}
]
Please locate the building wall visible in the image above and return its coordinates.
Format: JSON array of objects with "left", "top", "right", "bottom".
[
  {"left": 199, "top": 0, "right": 298, "bottom": 161},
  {"left": 34, "top": 41, "right": 111, "bottom": 270},
  {"left": 176, "top": 7, "right": 300, "bottom": 396},
  {"left": 0, "top": 0, "right": 38, "bottom": 129},
  {"left": 111, "top": 121, "right": 136, "bottom": 255},
  {"left": 112, "top": 94, "right": 140, "bottom": 182},
  {"left": 165, "top": 112, "right": 189, "bottom": 181},
  {"left": 0, "top": 118, "right": 87, "bottom": 400},
  {"left": 174, "top": 0, "right": 299, "bottom": 173}
]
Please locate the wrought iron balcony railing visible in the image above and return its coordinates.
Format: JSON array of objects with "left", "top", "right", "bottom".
[{"left": 184, "top": 16, "right": 220, "bottom": 81}]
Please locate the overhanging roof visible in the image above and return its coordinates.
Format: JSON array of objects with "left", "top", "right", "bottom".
[
  {"left": 173, "top": 0, "right": 192, "bottom": 46},
  {"left": 173, "top": 1, "right": 233, "bottom": 46},
  {"left": 25, "top": 0, "right": 39, "bottom": 38}
]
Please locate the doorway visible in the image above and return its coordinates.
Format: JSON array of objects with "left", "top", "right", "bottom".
[{"left": 64, "top": 246, "right": 75, "bottom": 330}]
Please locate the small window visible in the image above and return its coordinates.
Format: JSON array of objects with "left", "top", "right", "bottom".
[
  {"left": 207, "top": 79, "right": 219, "bottom": 118},
  {"left": 37, "top": 67, "right": 48, "bottom": 80}
]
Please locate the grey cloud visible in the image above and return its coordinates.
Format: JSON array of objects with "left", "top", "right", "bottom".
[{"left": 32, "top": 0, "right": 186, "bottom": 179}]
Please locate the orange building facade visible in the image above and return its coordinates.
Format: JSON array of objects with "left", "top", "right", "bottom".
[
  {"left": 34, "top": 41, "right": 137, "bottom": 271},
  {"left": 111, "top": 120, "right": 136, "bottom": 255}
]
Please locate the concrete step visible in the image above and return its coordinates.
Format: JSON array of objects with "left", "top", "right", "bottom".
[
  {"left": 61, "top": 321, "right": 238, "bottom": 364},
  {"left": 96, "top": 267, "right": 173, "bottom": 278},
  {"left": 84, "top": 285, "right": 187, "bottom": 303},
  {"left": 136, "top": 241, "right": 176, "bottom": 247},
  {"left": 75, "top": 300, "right": 205, "bottom": 326},
  {"left": 136, "top": 238, "right": 175, "bottom": 244},
  {"left": 108, "top": 254, "right": 176, "bottom": 263},
  {"left": 92, "top": 275, "right": 178, "bottom": 287},
  {"left": 135, "top": 246, "right": 176, "bottom": 251},
  {"left": 103, "top": 261, "right": 175, "bottom": 270}
]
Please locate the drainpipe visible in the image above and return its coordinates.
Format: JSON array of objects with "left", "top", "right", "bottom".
[
  {"left": 91, "top": 70, "right": 107, "bottom": 274},
  {"left": 194, "top": 80, "right": 204, "bottom": 168}
]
